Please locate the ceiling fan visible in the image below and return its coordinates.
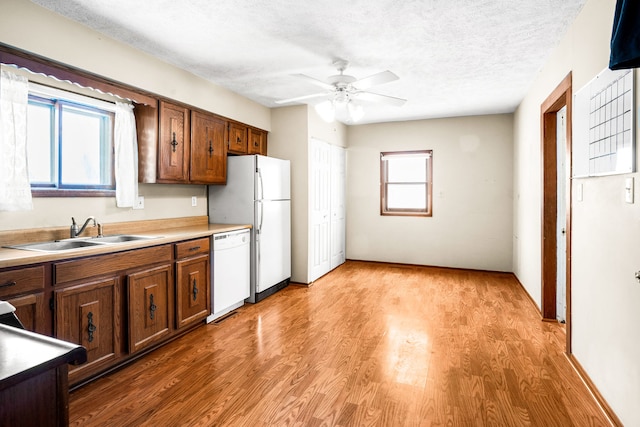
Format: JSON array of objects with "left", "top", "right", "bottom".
[{"left": 275, "top": 59, "right": 407, "bottom": 123}]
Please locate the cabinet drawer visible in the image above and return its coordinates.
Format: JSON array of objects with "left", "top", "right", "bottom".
[
  {"left": 0, "top": 265, "right": 45, "bottom": 299},
  {"left": 175, "top": 238, "right": 210, "bottom": 259},
  {"left": 55, "top": 245, "right": 172, "bottom": 284}
]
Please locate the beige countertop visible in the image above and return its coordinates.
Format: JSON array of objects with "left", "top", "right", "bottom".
[{"left": 0, "top": 218, "right": 250, "bottom": 269}]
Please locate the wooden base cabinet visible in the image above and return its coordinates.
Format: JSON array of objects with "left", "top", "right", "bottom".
[
  {"left": 175, "top": 238, "right": 210, "bottom": 329},
  {"left": 176, "top": 255, "right": 209, "bottom": 329},
  {"left": 54, "top": 277, "right": 119, "bottom": 384},
  {"left": 0, "top": 264, "right": 49, "bottom": 335},
  {"left": 0, "top": 237, "right": 214, "bottom": 388},
  {"left": 8, "top": 292, "right": 47, "bottom": 334},
  {"left": 128, "top": 264, "right": 172, "bottom": 353}
]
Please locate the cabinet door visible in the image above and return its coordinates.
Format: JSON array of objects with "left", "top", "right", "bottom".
[
  {"left": 0, "top": 265, "right": 48, "bottom": 335},
  {"left": 7, "top": 292, "right": 47, "bottom": 335},
  {"left": 248, "top": 128, "right": 266, "bottom": 155},
  {"left": 190, "top": 111, "right": 227, "bottom": 184},
  {"left": 128, "top": 264, "right": 172, "bottom": 353},
  {"left": 227, "top": 122, "right": 248, "bottom": 154},
  {"left": 158, "top": 101, "right": 190, "bottom": 182},
  {"left": 175, "top": 254, "right": 209, "bottom": 329},
  {"left": 55, "top": 277, "right": 118, "bottom": 383}
]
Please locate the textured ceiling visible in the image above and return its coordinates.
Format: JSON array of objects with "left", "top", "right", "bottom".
[{"left": 31, "top": 0, "right": 587, "bottom": 124}]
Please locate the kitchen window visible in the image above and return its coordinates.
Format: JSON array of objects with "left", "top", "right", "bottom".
[
  {"left": 27, "top": 83, "right": 115, "bottom": 195},
  {"left": 380, "top": 150, "right": 432, "bottom": 216}
]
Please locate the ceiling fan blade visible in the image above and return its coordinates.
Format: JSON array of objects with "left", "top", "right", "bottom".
[
  {"left": 293, "top": 73, "right": 335, "bottom": 91},
  {"left": 274, "top": 92, "right": 328, "bottom": 105},
  {"left": 356, "top": 91, "right": 407, "bottom": 107},
  {"left": 352, "top": 70, "right": 399, "bottom": 90}
]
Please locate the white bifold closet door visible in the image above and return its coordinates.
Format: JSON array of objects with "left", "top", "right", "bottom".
[{"left": 309, "top": 138, "right": 345, "bottom": 283}]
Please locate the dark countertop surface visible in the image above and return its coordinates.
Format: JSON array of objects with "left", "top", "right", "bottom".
[{"left": 0, "top": 323, "right": 87, "bottom": 391}]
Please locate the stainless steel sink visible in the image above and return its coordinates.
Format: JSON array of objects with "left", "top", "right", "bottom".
[
  {"left": 5, "top": 235, "right": 160, "bottom": 252},
  {"left": 92, "top": 234, "right": 157, "bottom": 243},
  {"left": 5, "top": 239, "right": 105, "bottom": 252}
]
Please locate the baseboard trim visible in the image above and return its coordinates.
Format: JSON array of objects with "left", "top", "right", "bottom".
[
  {"left": 566, "top": 353, "right": 623, "bottom": 427},
  {"left": 510, "top": 272, "right": 549, "bottom": 321},
  {"left": 344, "top": 258, "right": 513, "bottom": 276}
]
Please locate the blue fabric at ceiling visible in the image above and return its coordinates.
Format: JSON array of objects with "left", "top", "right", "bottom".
[{"left": 609, "top": 0, "right": 640, "bottom": 69}]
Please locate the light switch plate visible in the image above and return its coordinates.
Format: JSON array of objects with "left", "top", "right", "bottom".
[
  {"left": 576, "top": 183, "right": 583, "bottom": 202},
  {"left": 191, "top": 196, "right": 197, "bottom": 207},
  {"left": 625, "top": 177, "right": 634, "bottom": 204}
]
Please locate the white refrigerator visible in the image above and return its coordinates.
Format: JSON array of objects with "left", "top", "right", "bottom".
[{"left": 208, "top": 155, "right": 291, "bottom": 303}]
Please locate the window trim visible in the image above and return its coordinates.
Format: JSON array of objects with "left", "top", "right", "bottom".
[
  {"left": 380, "top": 150, "right": 433, "bottom": 217},
  {"left": 27, "top": 86, "right": 116, "bottom": 195}
]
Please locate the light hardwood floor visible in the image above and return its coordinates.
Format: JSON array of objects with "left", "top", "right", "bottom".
[{"left": 69, "top": 261, "right": 612, "bottom": 426}]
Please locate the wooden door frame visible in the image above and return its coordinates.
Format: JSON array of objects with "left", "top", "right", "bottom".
[{"left": 540, "top": 72, "right": 573, "bottom": 353}]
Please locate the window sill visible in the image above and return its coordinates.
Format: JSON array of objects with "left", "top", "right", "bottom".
[
  {"left": 381, "top": 211, "right": 432, "bottom": 217},
  {"left": 32, "top": 189, "right": 115, "bottom": 198}
]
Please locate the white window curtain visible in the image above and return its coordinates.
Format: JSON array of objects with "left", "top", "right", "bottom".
[
  {"left": 0, "top": 69, "right": 32, "bottom": 211},
  {"left": 114, "top": 101, "right": 139, "bottom": 208}
]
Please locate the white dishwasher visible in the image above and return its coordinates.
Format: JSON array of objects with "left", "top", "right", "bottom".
[{"left": 206, "top": 229, "right": 251, "bottom": 323}]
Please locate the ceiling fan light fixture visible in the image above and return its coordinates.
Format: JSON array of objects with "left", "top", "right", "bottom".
[
  {"left": 347, "top": 101, "right": 365, "bottom": 123},
  {"left": 315, "top": 100, "right": 336, "bottom": 123}
]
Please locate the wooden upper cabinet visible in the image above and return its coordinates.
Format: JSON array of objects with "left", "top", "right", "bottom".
[
  {"left": 227, "top": 122, "right": 248, "bottom": 154},
  {"left": 135, "top": 100, "right": 267, "bottom": 184},
  {"left": 158, "top": 101, "right": 190, "bottom": 183},
  {"left": 248, "top": 128, "right": 267, "bottom": 156},
  {"left": 190, "top": 111, "right": 227, "bottom": 184}
]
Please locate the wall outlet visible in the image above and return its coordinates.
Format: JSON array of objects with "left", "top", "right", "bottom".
[
  {"left": 191, "top": 196, "right": 198, "bottom": 207},
  {"left": 133, "top": 196, "right": 144, "bottom": 210}
]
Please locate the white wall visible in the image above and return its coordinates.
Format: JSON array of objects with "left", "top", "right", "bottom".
[
  {"left": 0, "top": 0, "right": 270, "bottom": 231},
  {"left": 269, "top": 105, "right": 347, "bottom": 283},
  {"left": 513, "top": 0, "right": 640, "bottom": 424},
  {"left": 347, "top": 115, "right": 514, "bottom": 272},
  {"left": 269, "top": 105, "right": 309, "bottom": 283}
]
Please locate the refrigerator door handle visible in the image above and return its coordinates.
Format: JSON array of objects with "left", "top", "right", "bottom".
[
  {"left": 256, "top": 235, "right": 261, "bottom": 291},
  {"left": 257, "top": 168, "right": 264, "bottom": 200},
  {"left": 257, "top": 200, "right": 264, "bottom": 233}
]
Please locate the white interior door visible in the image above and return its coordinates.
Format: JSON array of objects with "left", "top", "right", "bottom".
[
  {"left": 330, "top": 145, "right": 346, "bottom": 269},
  {"left": 556, "top": 106, "right": 567, "bottom": 323},
  {"left": 309, "top": 138, "right": 331, "bottom": 282}
]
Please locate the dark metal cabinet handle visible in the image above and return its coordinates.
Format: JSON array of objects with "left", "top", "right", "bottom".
[
  {"left": 87, "top": 312, "right": 97, "bottom": 343},
  {"left": 192, "top": 278, "right": 198, "bottom": 301},
  {"left": 188, "top": 246, "right": 201, "bottom": 252},
  {"left": 149, "top": 294, "right": 157, "bottom": 320},
  {"left": 208, "top": 140, "right": 214, "bottom": 156},
  {"left": 0, "top": 281, "right": 17, "bottom": 289},
  {"left": 170, "top": 132, "right": 178, "bottom": 152}
]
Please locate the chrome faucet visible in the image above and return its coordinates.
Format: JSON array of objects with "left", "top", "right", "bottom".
[{"left": 70, "top": 216, "right": 97, "bottom": 238}]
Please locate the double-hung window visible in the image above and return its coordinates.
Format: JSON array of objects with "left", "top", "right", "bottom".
[
  {"left": 380, "top": 150, "right": 432, "bottom": 216},
  {"left": 27, "top": 83, "right": 115, "bottom": 195}
]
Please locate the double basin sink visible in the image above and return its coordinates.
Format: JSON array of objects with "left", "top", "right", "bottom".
[{"left": 5, "top": 235, "right": 159, "bottom": 253}]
